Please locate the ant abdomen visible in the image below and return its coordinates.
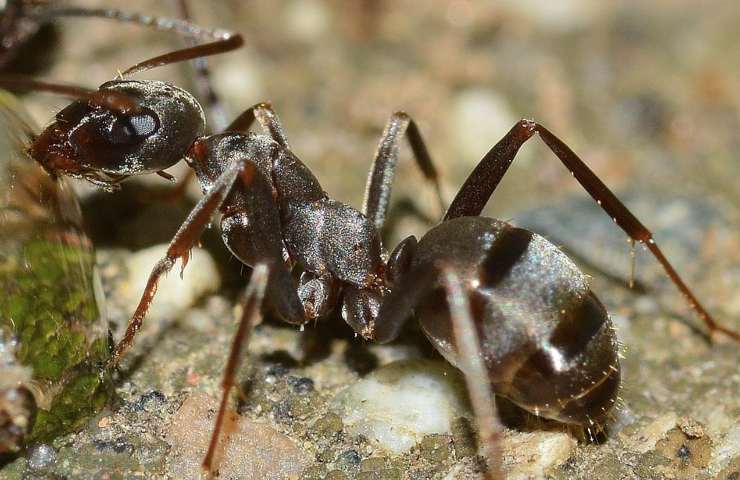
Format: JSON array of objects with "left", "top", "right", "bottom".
[
  {"left": 31, "top": 80, "right": 204, "bottom": 182},
  {"left": 414, "top": 216, "right": 620, "bottom": 428}
]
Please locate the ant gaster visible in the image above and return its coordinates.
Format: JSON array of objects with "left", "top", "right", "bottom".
[{"left": 3, "top": 20, "right": 738, "bottom": 480}]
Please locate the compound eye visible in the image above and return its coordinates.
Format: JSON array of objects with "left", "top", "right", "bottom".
[{"left": 106, "top": 109, "right": 160, "bottom": 145}]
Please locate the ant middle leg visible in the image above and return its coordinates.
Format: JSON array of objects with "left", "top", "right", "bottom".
[
  {"left": 362, "top": 112, "right": 445, "bottom": 231},
  {"left": 443, "top": 119, "right": 739, "bottom": 341},
  {"left": 202, "top": 263, "right": 268, "bottom": 473}
]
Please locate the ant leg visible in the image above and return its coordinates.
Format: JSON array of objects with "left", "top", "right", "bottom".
[
  {"left": 224, "top": 102, "right": 290, "bottom": 148},
  {"left": 445, "top": 119, "right": 739, "bottom": 341},
  {"left": 373, "top": 261, "right": 435, "bottom": 343},
  {"left": 372, "top": 265, "right": 504, "bottom": 479},
  {"left": 363, "top": 112, "right": 445, "bottom": 231},
  {"left": 108, "top": 160, "right": 266, "bottom": 368},
  {"left": 443, "top": 120, "right": 536, "bottom": 221},
  {"left": 444, "top": 269, "right": 504, "bottom": 480},
  {"left": 202, "top": 264, "right": 268, "bottom": 473},
  {"left": 0, "top": 76, "right": 93, "bottom": 98},
  {"left": 534, "top": 125, "right": 738, "bottom": 341}
]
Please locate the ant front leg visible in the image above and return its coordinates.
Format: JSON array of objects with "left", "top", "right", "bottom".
[
  {"left": 444, "top": 120, "right": 739, "bottom": 342},
  {"left": 363, "top": 112, "right": 445, "bottom": 231},
  {"left": 107, "top": 161, "right": 249, "bottom": 368},
  {"left": 108, "top": 157, "right": 289, "bottom": 367}
]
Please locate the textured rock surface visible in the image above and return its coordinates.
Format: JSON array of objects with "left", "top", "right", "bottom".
[
  {"left": 167, "top": 393, "right": 311, "bottom": 479},
  {"left": 1, "top": 1, "right": 739, "bottom": 479}
]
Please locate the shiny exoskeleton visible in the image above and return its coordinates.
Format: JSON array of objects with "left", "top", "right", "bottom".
[
  {"left": 402, "top": 217, "right": 620, "bottom": 427},
  {"left": 5, "top": 31, "right": 738, "bottom": 480}
]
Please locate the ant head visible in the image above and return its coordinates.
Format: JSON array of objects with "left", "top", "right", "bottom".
[{"left": 31, "top": 79, "right": 205, "bottom": 185}]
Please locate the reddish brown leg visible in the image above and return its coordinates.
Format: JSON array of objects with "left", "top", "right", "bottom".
[
  {"left": 444, "top": 269, "right": 504, "bottom": 480},
  {"left": 445, "top": 120, "right": 739, "bottom": 342},
  {"left": 372, "top": 264, "right": 505, "bottom": 479},
  {"left": 202, "top": 264, "right": 268, "bottom": 473},
  {"left": 108, "top": 161, "right": 249, "bottom": 368},
  {"left": 363, "top": 112, "right": 445, "bottom": 231},
  {"left": 223, "top": 102, "right": 291, "bottom": 148}
]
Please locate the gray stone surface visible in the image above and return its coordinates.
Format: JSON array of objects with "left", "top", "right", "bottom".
[{"left": 2, "top": 1, "right": 738, "bottom": 479}]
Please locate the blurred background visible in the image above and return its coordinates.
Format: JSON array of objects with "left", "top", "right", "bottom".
[{"left": 13, "top": 0, "right": 740, "bottom": 228}]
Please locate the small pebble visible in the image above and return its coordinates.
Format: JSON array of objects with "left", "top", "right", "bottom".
[
  {"left": 502, "top": 431, "right": 577, "bottom": 478},
  {"left": 451, "top": 417, "right": 477, "bottom": 458},
  {"left": 325, "top": 471, "right": 349, "bottom": 480},
  {"left": 166, "top": 393, "right": 310, "bottom": 479},
  {"left": 120, "top": 244, "right": 220, "bottom": 327},
  {"left": 27, "top": 444, "right": 56, "bottom": 471},
  {"left": 420, "top": 434, "right": 451, "bottom": 463},
  {"left": 287, "top": 375, "right": 315, "bottom": 394},
  {"left": 312, "top": 412, "right": 343, "bottom": 439},
  {"left": 335, "top": 449, "right": 362, "bottom": 471},
  {"left": 332, "top": 359, "right": 470, "bottom": 454}
]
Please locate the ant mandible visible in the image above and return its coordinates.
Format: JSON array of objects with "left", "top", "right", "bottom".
[{"left": 2, "top": 16, "right": 738, "bottom": 479}]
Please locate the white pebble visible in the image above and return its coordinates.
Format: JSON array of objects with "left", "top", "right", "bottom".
[
  {"left": 502, "top": 431, "right": 577, "bottom": 479},
  {"left": 332, "top": 359, "right": 470, "bottom": 454},
  {"left": 122, "top": 244, "right": 221, "bottom": 326},
  {"left": 451, "top": 89, "right": 517, "bottom": 165},
  {"left": 498, "top": 0, "right": 597, "bottom": 32},
  {"left": 27, "top": 444, "right": 56, "bottom": 470}
]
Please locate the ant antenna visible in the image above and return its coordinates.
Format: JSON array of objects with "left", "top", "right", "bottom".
[
  {"left": 22, "top": 5, "right": 244, "bottom": 77},
  {"left": 0, "top": 75, "right": 157, "bottom": 116},
  {"left": 0, "top": 7, "right": 244, "bottom": 99},
  {"left": 0, "top": 76, "right": 93, "bottom": 98}
]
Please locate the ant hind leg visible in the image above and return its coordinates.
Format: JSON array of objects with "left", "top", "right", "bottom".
[
  {"left": 443, "top": 269, "right": 505, "bottom": 480},
  {"left": 443, "top": 119, "right": 738, "bottom": 342}
]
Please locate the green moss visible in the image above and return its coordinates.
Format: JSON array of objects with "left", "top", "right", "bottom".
[{"left": 0, "top": 239, "right": 112, "bottom": 442}]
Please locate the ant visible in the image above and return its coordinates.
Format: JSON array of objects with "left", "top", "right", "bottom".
[{"left": 2, "top": 18, "right": 738, "bottom": 480}]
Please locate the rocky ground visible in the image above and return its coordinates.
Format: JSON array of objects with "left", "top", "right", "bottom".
[{"left": 2, "top": 1, "right": 739, "bottom": 479}]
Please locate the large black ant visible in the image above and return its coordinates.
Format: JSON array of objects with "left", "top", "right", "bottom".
[{"left": 2, "top": 14, "right": 738, "bottom": 479}]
